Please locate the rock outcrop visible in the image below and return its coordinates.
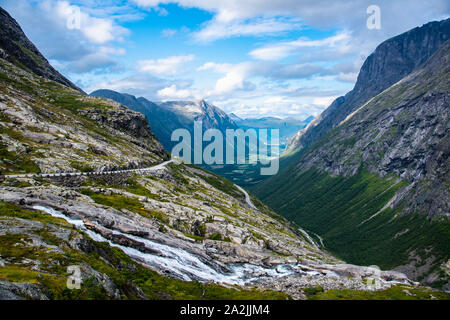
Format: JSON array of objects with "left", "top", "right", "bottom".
[{"left": 291, "top": 40, "right": 450, "bottom": 219}]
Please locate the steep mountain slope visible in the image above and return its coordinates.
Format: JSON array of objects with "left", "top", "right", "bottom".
[
  {"left": 0, "top": 61, "right": 168, "bottom": 174},
  {"left": 229, "top": 113, "right": 243, "bottom": 122},
  {"left": 255, "top": 39, "right": 450, "bottom": 290},
  {"left": 285, "top": 18, "right": 450, "bottom": 155},
  {"left": 0, "top": 7, "right": 82, "bottom": 92}
]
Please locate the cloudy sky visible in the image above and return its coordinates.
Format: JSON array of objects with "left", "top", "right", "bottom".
[{"left": 1, "top": 0, "right": 449, "bottom": 119}]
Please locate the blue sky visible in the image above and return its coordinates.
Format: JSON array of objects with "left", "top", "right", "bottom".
[{"left": 1, "top": 0, "right": 449, "bottom": 119}]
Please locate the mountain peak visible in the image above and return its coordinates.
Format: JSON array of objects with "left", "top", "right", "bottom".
[
  {"left": 285, "top": 18, "right": 450, "bottom": 154},
  {"left": 229, "top": 113, "right": 243, "bottom": 121},
  {"left": 0, "top": 7, "right": 83, "bottom": 92}
]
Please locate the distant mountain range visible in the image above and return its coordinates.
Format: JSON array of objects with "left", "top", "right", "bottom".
[
  {"left": 91, "top": 90, "right": 313, "bottom": 153},
  {"left": 90, "top": 90, "right": 313, "bottom": 186},
  {"left": 90, "top": 90, "right": 238, "bottom": 153},
  {"left": 231, "top": 115, "right": 314, "bottom": 148}
]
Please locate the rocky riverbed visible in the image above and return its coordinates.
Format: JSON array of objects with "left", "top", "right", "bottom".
[{"left": 0, "top": 162, "right": 417, "bottom": 299}]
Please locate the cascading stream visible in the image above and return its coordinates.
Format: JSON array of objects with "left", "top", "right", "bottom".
[{"left": 32, "top": 205, "right": 307, "bottom": 285}]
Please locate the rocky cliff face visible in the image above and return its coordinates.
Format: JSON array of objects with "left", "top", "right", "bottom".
[
  {"left": 0, "top": 7, "right": 82, "bottom": 92},
  {"left": 296, "top": 40, "right": 450, "bottom": 219},
  {"left": 255, "top": 35, "right": 450, "bottom": 289},
  {"left": 286, "top": 18, "right": 450, "bottom": 153}
]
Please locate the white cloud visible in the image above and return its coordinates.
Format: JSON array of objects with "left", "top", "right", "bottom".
[
  {"left": 267, "top": 63, "right": 328, "bottom": 79},
  {"left": 9, "top": 0, "right": 443, "bottom": 120},
  {"left": 99, "top": 0, "right": 448, "bottom": 119},
  {"left": 55, "top": 1, "right": 129, "bottom": 44},
  {"left": 162, "top": 28, "right": 177, "bottom": 37},
  {"left": 337, "top": 72, "right": 358, "bottom": 83},
  {"left": 2, "top": 0, "right": 132, "bottom": 75},
  {"left": 207, "top": 62, "right": 256, "bottom": 95},
  {"left": 313, "top": 96, "right": 339, "bottom": 107},
  {"left": 248, "top": 44, "right": 291, "bottom": 61},
  {"left": 67, "top": 53, "right": 118, "bottom": 73},
  {"left": 87, "top": 74, "right": 170, "bottom": 98},
  {"left": 138, "top": 54, "right": 195, "bottom": 75},
  {"left": 156, "top": 6, "right": 169, "bottom": 16},
  {"left": 157, "top": 84, "right": 197, "bottom": 100},
  {"left": 249, "top": 31, "right": 352, "bottom": 60},
  {"left": 133, "top": 1, "right": 449, "bottom": 44},
  {"left": 192, "top": 16, "right": 302, "bottom": 42},
  {"left": 197, "top": 62, "right": 233, "bottom": 73}
]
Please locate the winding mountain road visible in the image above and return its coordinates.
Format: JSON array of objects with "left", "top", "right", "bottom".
[
  {"left": 235, "top": 184, "right": 257, "bottom": 210},
  {"left": 3, "top": 160, "right": 174, "bottom": 179},
  {"left": 3, "top": 159, "right": 257, "bottom": 210}
]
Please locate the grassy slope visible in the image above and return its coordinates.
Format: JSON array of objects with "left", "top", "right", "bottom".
[
  {"left": 255, "top": 166, "right": 450, "bottom": 285},
  {"left": 304, "top": 284, "right": 450, "bottom": 300}
]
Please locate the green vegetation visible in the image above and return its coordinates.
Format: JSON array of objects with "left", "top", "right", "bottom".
[
  {"left": 249, "top": 193, "right": 290, "bottom": 225},
  {"left": 0, "top": 138, "right": 40, "bottom": 174},
  {"left": 257, "top": 167, "right": 450, "bottom": 277},
  {"left": 303, "top": 286, "right": 325, "bottom": 298},
  {"left": 121, "top": 177, "right": 163, "bottom": 200},
  {"left": 208, "top": 233, "right": 231, "bottom": 242},
  {"left": 187, "top": 164, "right": 245, "bottom": 201},
  {"left": 84, "top": 176, "right": 164, "bottom": 201},
  {"left": 70, "top": 161, "right": 93, "bottom": 173},
  {"left": 182, "top": 232, "right": 205, "bottom": 242},
  {"left": 168, "top": 163, "right": 190, "bottom": 185},
  {"left": 80, "top": 189, "right": 168, "bottom": 224},
  {"left": 186, "top": 164, "right": 296, "bottom": 236},
  {"left": 3, "top": 178, "right": 33, "bottom": 188},
  {"left": 204, "top": 163, "right": 267, "bottom": 188},
  {"left": 306, "top": 285, "right": 450, "bottom": 300},
  {"left": 0, "top": 201, "right": 289, "bottom": 300},
  {"left": 15, "top": 42, "right": 47, "bottom": 67}
]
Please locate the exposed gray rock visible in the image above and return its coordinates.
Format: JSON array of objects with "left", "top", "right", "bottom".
[
  {"left": 0, "top": 280, "right": 49, "bottom": 300},
  {"left": 90, "top": 90, "right": 238, "bottom": 155},
  {"left": 77, "top": 264, "right": 121, "bottom": 299},
  {"left": 286, "top": 18, "right": 450, "bottom": 154}
]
